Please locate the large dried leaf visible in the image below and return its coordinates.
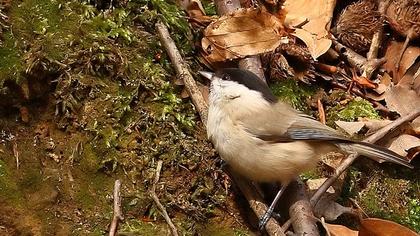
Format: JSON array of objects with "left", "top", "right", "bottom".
[
  {"left": 384, "top": 79, "right": 420, "bottom": 116},
  {"left": 284, "top": 0, "right": 336, "bottom": 59},
  {"left": 383, "top": 41, "right": 420, "bottom": 83},
  {"left": 359, "top": 218, "right": 418, "bottom": 236},
  {"left": 201, "top": 8, "right": 286, "bottom": 62},
  {"left": 387, "top": 134, "right": 420, "bottom": 161},
  {"left": 325, "top": 223, "right": 358, "bottom": 236},
  {"left": 335, "top": 119, "right": 392, "bottom": 136}
]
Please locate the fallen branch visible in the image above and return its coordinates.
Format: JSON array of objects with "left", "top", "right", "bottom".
[
  {"left": 150, "top": 160, "right": 179, "bottom": 236},
  {"left": 361, "top": 25, "right": 385, "bottom": 80},
  {"left": 284, "top": 180, "right": 319, "bottom": 235},
  {"left": 333, "top": 40, "right": 366, "bottom": 74},
  {"left": 311, "top": 108, "right": 420, "bottom": 206},
  {"left": 109, "top": 180, "right": 124, "bottom": 236},
  {"left": 226, "top": 166, "right": 285, "bottom": 236},
  {"left": 156, "top": 22, "right": 209, "bottom": 124}
]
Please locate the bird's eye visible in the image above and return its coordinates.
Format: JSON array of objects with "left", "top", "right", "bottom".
[{"left": 222, "top": 74, "right": 231, "bottom": 81}]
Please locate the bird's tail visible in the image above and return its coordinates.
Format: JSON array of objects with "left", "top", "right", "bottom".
[{"left": 337, "top": 141, "right": 414, "bottom": 169}]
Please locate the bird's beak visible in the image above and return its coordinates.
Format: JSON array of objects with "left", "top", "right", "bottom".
[{"left": 198, "top": 71, "right": 214, "bottom": 81}]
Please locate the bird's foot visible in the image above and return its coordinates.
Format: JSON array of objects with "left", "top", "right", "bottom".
[{"left": 258, "top": 207, "right": 274, "bottom": 231}]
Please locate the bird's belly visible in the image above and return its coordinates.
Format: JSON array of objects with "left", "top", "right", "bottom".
[{"left": 217, "top": 135, "right": 320, "bottom": 184}]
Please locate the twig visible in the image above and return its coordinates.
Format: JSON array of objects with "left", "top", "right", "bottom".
[
  {"left": 12, "top": 140, "right": 19, "bottom": 169},
  {"left": 109, "top": 180, "right": 123, "bottom": 236},
  {"left": 318, "top": 99, "right": 326, "bottom": 124},
  {"left": 156, "top": 22, "right": 209, "bottom": 124},
  {"left": 227, "top": 166, "right": 286, "bottom": 236},
  {"left": 150, "top": 160, "right": 179, "bottom": 236},
  {"left": 333, "top": 40, "right": 366, "bottom": 74},
  {"left": 311, "top": 108, "right": 420, "bottom": 206}
]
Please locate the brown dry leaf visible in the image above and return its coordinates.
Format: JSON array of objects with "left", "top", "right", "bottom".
[
  {"left": 314, "top": 197, "right": 356, "bottom": 221},
  {"left": 387, "top": 134, "right": 420, "bottom": 160},
  {"left": 383, "top": 41, "right": 420, "bottom": 83},
  {"left": 411, "top": 117, "right": 420, "bottom": 135},
  {"left": 354, "top": 76, "right": 378, "bottom": 89},
  {"left": 178, "top": 0, "right": 213, "bottom": 24},
  {"left": 335, "top": 120, "right": 392, "bottom": 136},
  {"left": 201, "top": 8, "right": 286, "bottom": 62},
  {"left": 384, "top": 78, "right": 420, "bottom": 116},
  {"left": 284, "top": 0, "right": 336, "bottom": 59},
  {"left": 325, "top": 223, "right": 358, "bottom": 236},
  {"left": 359, "top": 218, "right": 418, "bottom": 236}
]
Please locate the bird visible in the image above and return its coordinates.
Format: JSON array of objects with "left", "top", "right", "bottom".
[{"left": 199, "top": 68, "right": 413, "bottom": 230}]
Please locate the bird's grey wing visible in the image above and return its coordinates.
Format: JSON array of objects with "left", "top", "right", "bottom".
[{"left": 240, "top": 103, "right": 349, "bottom": 142}]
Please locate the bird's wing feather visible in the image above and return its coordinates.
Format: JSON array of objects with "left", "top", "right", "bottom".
[{"left": 240, "top": 102, "right": 349, "bottom": 142}]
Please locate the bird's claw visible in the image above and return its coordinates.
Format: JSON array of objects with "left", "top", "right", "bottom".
[{"left": 258, "top": 213, "right": 270, "bottom": 231}]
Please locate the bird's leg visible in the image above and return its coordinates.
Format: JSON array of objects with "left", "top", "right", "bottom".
[{"left": 258, "top": 182, "right": 289, "bottom": 231}]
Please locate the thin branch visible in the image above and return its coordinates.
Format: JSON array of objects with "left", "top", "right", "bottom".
[
  {"left": 311, "top": 108, "right": 420, "bottom": 206},
  {"left": 109, "top": 180, "right": 124, "bottom": 236},
  {"left": 156, "top": 22, "right": 209, "bottom": 124},
  {"left": 226, "top": 166, "right": 286, "bottom": 236},
  {"left": 150, "top": 160, "right": 179, "bottom": 236},
  {"left": 333, "top": 40, "right": 366, "bottom": 74}
]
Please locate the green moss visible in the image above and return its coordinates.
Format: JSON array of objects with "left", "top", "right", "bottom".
[
  {"left": 80, "top": 143, "right": 102, "bottom": 172},
  {"left": 119, "top": 219, "right": 168, "bottom": 235},
  {"left": 300, "top": 169, "right": 322, "bottom": 181},
  {"left": 202, "top": 0, "right": 217, "bottom": 15},
  {"left": 327, "top": 97, "right": 380, "bottom": 125},
  {"left": 0, "top": 159, "right": 21, "bottom": 203},
  {"left": 358, "top": 176, "right": 416, "bottom": 230},
  {"left": 269, "top": 79, "right": 316, "bottom": 111},
  {"left": 18, "top": 168, "right": 43, "bottom": 192},
  {"left": 405, "top": 199, "right": 420, "bottom": 232}
]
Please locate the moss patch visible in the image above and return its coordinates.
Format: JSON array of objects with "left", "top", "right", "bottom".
[{"left": 269, "top": 79, "right": 316, "bottom": 111}]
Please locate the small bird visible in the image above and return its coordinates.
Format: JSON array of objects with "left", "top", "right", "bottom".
[{"left": 199, "top": 68, "right": 413, "bottom": 230}]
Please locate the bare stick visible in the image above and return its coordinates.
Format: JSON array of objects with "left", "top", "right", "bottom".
[
  {"left": 109, "top": 180, "right": 124, "bottom": 236},
  {"left": 150, "top": 160, "right": 179, "bottom": 236},
  {"left": 311, "top": 108, "right": 420, "bottom": 206},
  {"left": 12, "top": 140, "right": 19, "bottom": 169},
  {"left": 285, "top": 180, "right": 319, "bottom": 235},
  {"left": 361, "top": 24, "right": 385, "bottom": 80},
  {"left": 156, "top": 22, "right": 209, "bottom": 124},
  {"left": 227, "top": 166, "right": 286, "bottom": 236},
  {"left": 333, "top": 40, "right": 366, "bottom": 74}
]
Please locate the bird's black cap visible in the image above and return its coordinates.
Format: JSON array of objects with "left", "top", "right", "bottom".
[{"left": 216, "top": 68, "right": 278, "bottom": 103}]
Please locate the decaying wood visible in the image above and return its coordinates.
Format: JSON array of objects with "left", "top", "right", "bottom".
[
  {"left": 311, "top": 108, "right": 420, "bottom": 206},
  {"left": 109, "top": 180, "right": 124, "bottom": 236},
  {"left": 150, "top": 160, "right": 179, "bottom": 236},
  {"left": 285, "top": 180, "right": 319, "bottom": 235},
  {"left": 156, "top": 22, "right": 209, "bottom": 124}
]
